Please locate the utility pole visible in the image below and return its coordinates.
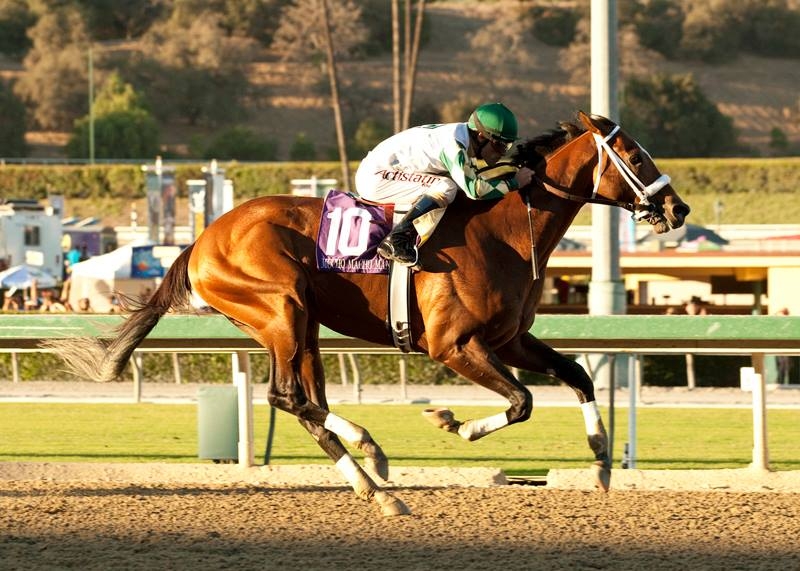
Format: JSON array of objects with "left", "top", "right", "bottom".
[
  {"left": 88, "top": 44, "right": 95, "bottom": 164},
  {"left": 589, "top": 0, "right": 625, "bottom": 317}
]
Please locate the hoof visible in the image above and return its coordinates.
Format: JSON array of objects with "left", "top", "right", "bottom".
[
  {"left": 422, "top": 408, "right": 460, "bottom": 432},
  {"left": 592, "top": 462, "right": 611, "bottom": 492},
  {"left": 366, "top": 452, "right": 389, "bottom": 483},
  {"left": 374, "top": 491, "right": 411, "bottom": 517}
]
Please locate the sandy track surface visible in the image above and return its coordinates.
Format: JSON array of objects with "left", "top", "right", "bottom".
[
  {"left": 2, "top": 462, "right": 800, "bottom": 570},
  {"left": 2, "top": 479, "right": 799, "bottom": 571}
]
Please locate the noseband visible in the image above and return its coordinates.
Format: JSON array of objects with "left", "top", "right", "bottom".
[{"left": 535, "top": 126, "right": 670, "bottom": 222}]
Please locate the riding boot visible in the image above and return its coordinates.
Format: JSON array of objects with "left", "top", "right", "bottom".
[{"left": 378, "top": 194, "right": 442, "bottom": 266}]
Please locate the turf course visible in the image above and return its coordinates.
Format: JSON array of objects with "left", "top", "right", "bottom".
[{"left": 1, "top": 403, "right": 798, "bottom": 475}]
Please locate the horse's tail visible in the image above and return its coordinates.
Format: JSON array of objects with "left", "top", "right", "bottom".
[{"left": 43, "top": 244, "right": 196, "bottom": 383}]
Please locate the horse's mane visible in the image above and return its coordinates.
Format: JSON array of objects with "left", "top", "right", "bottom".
[{"left": 512, "top": 121, "right": 586, "bottom": 169}]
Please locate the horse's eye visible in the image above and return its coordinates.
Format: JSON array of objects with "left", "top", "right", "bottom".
[{"left": 630, "top": 152, "right": 643, "bottom": 167}]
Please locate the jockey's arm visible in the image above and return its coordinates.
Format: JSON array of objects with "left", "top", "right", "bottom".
[{"left": 441, "top": 144, "right": 534, "bottom": 200}]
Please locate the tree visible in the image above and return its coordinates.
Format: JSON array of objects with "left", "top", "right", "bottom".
[
  {"left": 76, "top": 0, "right": 164, "bottom": 40},
  {"left": 630, "top": 0, "right": 684, "bottom": 60},
  {"left": 621, "top": 74, "right": 739, "bottom": 157},
  {"left": 678, "top": 2, "right": 740, "bottom": 63},
  {"left": 220, "top": 0, "right": 290, "bottom": 45},
  {"left": 272, "top": 0, "right": 368, "bottom": 62},
  {"left": 734, "top": 0, "right": 800, "bottom": 58},
  {"left": 13, "top": 7, "right": 90, "bottom": 130},
  {"left": 137, "top": 10, "right": 256, "bottom": 126},
  {"left": 318, "top": 0, "right": 350, "bottom": 191},
  {"left": 0, "top": 0, "right": 36, "bottom": 57},
  {"left": 66, "top": 72, "right": 159, "bottom": 159},
  {"left": 0, "top": 79, "right": 28, "bottom": 157}
]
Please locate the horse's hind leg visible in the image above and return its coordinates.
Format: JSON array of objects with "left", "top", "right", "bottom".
[{"left": 497, "top": 333, "right": 611, "bottom": 491}]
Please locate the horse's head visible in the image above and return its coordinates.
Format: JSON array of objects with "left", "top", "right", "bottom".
[{"left": 577, "top": 111, "right": 690, "bottom": 233}]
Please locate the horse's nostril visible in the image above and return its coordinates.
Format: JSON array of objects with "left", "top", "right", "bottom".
[{"left": 673, "top": 203, "right": 691, "bottom": 220}]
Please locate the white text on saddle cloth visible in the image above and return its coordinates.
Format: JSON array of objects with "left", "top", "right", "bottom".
[{"left": 315, "top": 190, "right": 392, "bottom": 274}]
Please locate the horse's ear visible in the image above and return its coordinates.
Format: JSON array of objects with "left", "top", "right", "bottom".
[
  {"left": 578, "top": 110, "right": 616, "bottom": 135},
  {"left": 577, "top": 111, "right": 598, "bottom": 133}
]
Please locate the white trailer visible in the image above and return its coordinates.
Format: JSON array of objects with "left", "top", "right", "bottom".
[{"left": 0, "top": 199, "right": 63, "bottom": 280}]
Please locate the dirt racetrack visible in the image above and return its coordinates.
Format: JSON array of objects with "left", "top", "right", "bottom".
[{"left": 2, "top": 465, "right": 800, "bottom": 571}]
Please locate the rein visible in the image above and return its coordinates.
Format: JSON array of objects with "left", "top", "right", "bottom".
[{"left": 535, "top": 177, "right": 640, "bottom": 212}]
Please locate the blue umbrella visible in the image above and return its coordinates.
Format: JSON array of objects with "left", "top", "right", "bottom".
[{"left": 0, "top": 265, "right": 58, "bottom": 289}]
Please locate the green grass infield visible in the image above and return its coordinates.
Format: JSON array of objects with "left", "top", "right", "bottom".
[{"left": 1, "top": 403, "right": 798, "bottom": 476}]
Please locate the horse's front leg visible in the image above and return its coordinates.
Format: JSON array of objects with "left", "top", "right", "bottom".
[
  {"left": 246, "top": 311, "right": 408, "bottom": 516},
  {"left": 297, "top": 341, "right": 390, "bottom": 484},
  {"left": 426, "top": 335, "right": 532, "bottom": 441},
  {"left": 497, "top": 332, "right": 611, "bottom": 492}
]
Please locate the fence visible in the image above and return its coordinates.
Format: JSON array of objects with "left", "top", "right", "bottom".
[{"left": 1, "top": 313, "right": 798, "bottom": 468}]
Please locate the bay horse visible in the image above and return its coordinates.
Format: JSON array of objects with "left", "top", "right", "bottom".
[{"left": 49, "top": 112, "right": 690, "bottom": 516}]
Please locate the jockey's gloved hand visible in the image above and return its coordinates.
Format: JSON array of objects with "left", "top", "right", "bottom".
[{"left": 514, "top": 167, "right": 535, "bottom": 189}]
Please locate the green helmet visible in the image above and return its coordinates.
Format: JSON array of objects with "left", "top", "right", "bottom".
[{"left": 467, "top": 102, "right": 519, "bottom": 143}]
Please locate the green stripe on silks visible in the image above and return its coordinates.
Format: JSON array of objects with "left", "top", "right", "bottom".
[{"left": 474, "top": 158, "right": 518, "bottom": 181}]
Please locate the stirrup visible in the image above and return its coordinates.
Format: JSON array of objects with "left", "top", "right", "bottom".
[{"left": 378, "top": 238, "right": 418, "bottom": 266}]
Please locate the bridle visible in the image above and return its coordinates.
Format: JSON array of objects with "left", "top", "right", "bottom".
[
  {"left": 519, "top": 123, "right": 672, "bottom": 281},
  {"left": 532, "top": 125, "right": 671, "bottom": 222}
]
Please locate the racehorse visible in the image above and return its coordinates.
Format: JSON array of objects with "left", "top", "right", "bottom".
[{"left": 49, "top": 112, "right": 690, "bottom": 516}]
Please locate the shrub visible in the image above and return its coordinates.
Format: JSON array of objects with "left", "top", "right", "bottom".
[
  {"left": 202, "top": 127, "right": 278, "bottom": 161},
  {"left": 289, "top": 132, "right": 316, "bottom": 161},
  {"left": 678, "top": 3, "right": 740, "bottom": 63},
  {"left": 351, "top": 118, "right": 391, "bottom": 158},
  {"left": 439, "top": 96, "right": 481, "bottom": 124},
  {"left": 739, "top": 2, "right": 800, "bottom": 58},
  {"left": 769, "top": 128, "right": 789, "bottom": 153},
  {"left": 0, "top": 79, "right": 28, "bottom": 157},
  {"left": 531, "top": 6, "right": 579, "bottom": 47},
  {"left": 621, "top": 74, "right": 739, "bottom": 157},
  {"left": 631, "top": 0, "right": 684, "bottom": 59},
  {"left": 0, "top": 0, "right": 35, "bottom": 57}
]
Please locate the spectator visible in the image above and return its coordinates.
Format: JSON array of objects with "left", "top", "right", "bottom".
[
  {"left": 65, "top": 246, "right": 81, "bottom": 268},
  {"left": 39, "top": 288, "right": 66, "bottom": 312},
  {"left": 2, "top": 290, "right": 22, "bottom": 311},
  {"left": 776, "top": 308, "right": 791, "bottom": 384},
  {"left": 685, "top": 296, "right": 708, "bottom": 316},
  {"left": 23, "top": 279, "right": 40, "bottom": 311},
  {"left": 139, "top": 286, "right": 153, "bottom": 303},
  {"left": 76, "top": 297, "right": 94, "bottom": 313}
]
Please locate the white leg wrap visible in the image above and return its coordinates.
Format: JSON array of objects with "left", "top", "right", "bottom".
[
  {"left": 457, "top": 411, "right": 508, "bottom": 440},
  {"left": 581, "top": 401, "right": 602, "bottom": 435},
  {"left": 335, "top": 454, "right": 373, "bottom": 499},
  {"left": 335, "top": 454, "right": 362, "bottom": 486},
  {"left": 324, "top": 413, "right": 363, "bottom": 443}
]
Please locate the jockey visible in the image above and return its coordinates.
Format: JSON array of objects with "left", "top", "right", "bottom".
[{"left": 355, "top": 102, "right": 535, "bottom": 266}]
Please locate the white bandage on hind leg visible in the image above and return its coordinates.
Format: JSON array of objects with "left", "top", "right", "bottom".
[
  {"left": 324, "top": 413, "right": 364, "bottom": 443},
  {"left": 581, "top": 401, "right": 602, "bottom": 436}
]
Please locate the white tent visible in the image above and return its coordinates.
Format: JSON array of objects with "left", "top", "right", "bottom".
[{"left": 68, "top": 244, "right": 157, "bottom": 312}]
